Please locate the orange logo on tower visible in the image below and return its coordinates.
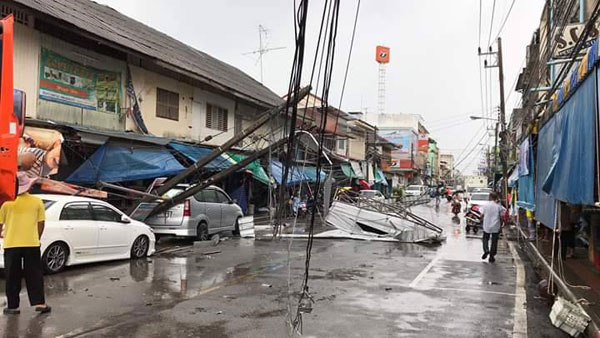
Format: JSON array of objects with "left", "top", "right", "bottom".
[{"left": 376, "top": 46, "right": 390, "bottom": 64}]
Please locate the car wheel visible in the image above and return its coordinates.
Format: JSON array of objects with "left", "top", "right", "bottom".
[
  {"left": 131, "top": 235, "right": 149, "bottom": 259},
  {"left": 473, "top": 227, "right": 479, "bottom": 235},
  {"left": 465, "top": 226, "right": 470, "bottom": 233},
  {"left": 232, "top": 218, "right": 241, "bottom": 237},
  {"left": 196, "top": 222, "right": 209, "bottom": 241},
  {"left": 42, "top": 242, "right": 68, "bottom": 274}
]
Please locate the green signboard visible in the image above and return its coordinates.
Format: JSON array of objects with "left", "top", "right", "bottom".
[{"left": 39, "top": 48, "right": 121, "bottom": 113}]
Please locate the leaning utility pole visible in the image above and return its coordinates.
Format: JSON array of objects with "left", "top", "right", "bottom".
[
  {"left": 496, "top": 37, "right": 509, "bottom": 206},
  {"left": 481, "top": 37, "right": 509, "bottom": 205}
]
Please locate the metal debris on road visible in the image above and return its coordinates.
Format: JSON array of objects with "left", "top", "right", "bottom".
[{"left": 325, "top": 190, "right": 445, "bottom": 243}]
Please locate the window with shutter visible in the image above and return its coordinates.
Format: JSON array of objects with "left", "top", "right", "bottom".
[
  {"left": 206, "top": 103, "right": 228, "bottom": 132},
  {"left": 156, "top": 88, "right": 179, "bottom": 121}
]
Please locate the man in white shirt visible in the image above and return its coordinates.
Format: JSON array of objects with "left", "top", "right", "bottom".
[{"left": 479, "top": 192, "right": 506, "bottom": 263}]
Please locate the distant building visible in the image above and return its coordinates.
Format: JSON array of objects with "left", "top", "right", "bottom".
[
  {"left": 439, "top": 153, "right": 454, "bottom": 182},
  {"left": 361, "top": 112, "right": 429, "bottom": 185}
]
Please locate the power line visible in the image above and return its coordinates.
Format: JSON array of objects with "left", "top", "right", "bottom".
[
  {"left": 478, "top": 0, "right": 483, "bottom": 46},
  {"left": 337, "top": 0, "right": 360, "bottom": 111},
  {"left": 487, "top": 0, "right": 497, "bottom": 47},
  {"left": 454, "top": 123, "right": 486, "bottom": 164},
  {"left": 454, "top": 130, "right": 489, "bottom": 169},
  {"left": 493, "top": 0, "right": 517, "bottom": 41}
]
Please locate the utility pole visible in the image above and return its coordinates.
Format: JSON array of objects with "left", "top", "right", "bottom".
[
  {"left": 480, "top": 37, "right": 509, "bottom": 205},
  {"left": 496, "top": 38, "right": 509, "bottom": 206}
]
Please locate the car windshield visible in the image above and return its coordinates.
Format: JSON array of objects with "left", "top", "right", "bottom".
[
  {"left": 471, "top": 193, "right": 489, "bottom": 201},
  {"left": 406, "top": 186, "right": 421, "bottom": 191}
]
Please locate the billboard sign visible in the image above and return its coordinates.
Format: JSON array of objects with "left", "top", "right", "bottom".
[
  {"left": 379, "top": 129, "right": 416, "bottom": 169},
  {"left": 418, "top": 132, "right": 429, "bottom": 152},
  {"left": 39, "top": 48, "right": 121, "bottom": 113},
  {"left": 553, "top": 23, "right": 599, "bottom": 58},
  {"left": 376, "top": 46, "right": 390, "bottom": 64},
  {"left": 18, "top": 127, "right": 63, "bottom": 179}
]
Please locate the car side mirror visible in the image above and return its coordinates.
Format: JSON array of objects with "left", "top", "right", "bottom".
[
  {"left": 229, "top": 199, "right": 236, "bottom": 204},
  {"left": 121, "top": 215, "right": 131, "bottom": 223}
]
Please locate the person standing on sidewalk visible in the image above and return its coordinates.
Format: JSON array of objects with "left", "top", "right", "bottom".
[
  {"left": 480, "top": 192, "right": 506, "bottom": 263},
  {"left": 0, "top": 172, "right": 51, "bottom": 314}
]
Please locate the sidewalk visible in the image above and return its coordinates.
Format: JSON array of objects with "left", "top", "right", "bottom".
[{"left": 516, "top": 225, "right": 600, "bottom": 336}]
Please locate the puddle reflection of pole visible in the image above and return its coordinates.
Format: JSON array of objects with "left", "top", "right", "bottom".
[{"left": 180, "top": 263, "right": 187, "bottom": 296}]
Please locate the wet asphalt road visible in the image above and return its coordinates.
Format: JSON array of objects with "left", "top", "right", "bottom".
[{"left": 0, "top": 202, "right": 562, "bottom": 337}]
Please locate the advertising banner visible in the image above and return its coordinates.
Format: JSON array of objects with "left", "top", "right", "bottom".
[
  {"left": 379, "top": 129, "right": 416, "bottom": 169},
  {"left": 18, "top": 127, "right": 63, "bottom": 178},
  {"left": 418, "top": 132, "right": 429, "bottom": 152},
  {"left": 39, "top": 48, "right": 121, "bottom": 113}
]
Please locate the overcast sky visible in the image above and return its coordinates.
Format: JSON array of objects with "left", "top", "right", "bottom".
[{"left": 97, "top": 0, "right": 545, "bottom": 174}]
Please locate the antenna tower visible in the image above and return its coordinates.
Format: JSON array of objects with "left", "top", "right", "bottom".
[
  {"left": 375, "top": 46, "right": 390, "bottom": 114},
  {"left": 243, "top": 25, "right": 286, "bottom": 83}
]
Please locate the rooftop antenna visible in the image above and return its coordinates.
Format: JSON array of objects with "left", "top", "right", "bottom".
[{"left": 243, "top": 25, "right": 286, "bottom": 83}]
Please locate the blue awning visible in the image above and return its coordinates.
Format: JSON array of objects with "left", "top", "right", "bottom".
[
  {"left": 536, "top": 115, "right": 558, "bottom": 228},
  {"left": 517, "top": 137, "right": 535, "bottom": 210},
  {"left": 168, "top": 142, "right": 233, "bottom": 171},
  {"left": 298, "top": 165, "right": 327, "bottom": 182},
  {"left": 269, "top": 160, "right": 308, "bottom": 186},
  {"left": 67, "top": 142, "right": 185, "bottom": 183},
  {"left": 543, "top": 71, "right": 596, "bottom": 205}
]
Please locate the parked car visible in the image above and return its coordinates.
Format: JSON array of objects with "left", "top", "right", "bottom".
[
  {"left": 404, "top": 185, "right": 426, "bottom": 197},
  {"left": 0, "top": 194, "right": 156, "bottom": 274},
  {"left": 359, "top": 190, "right": 386, "bottom": 201},
  {"left": 142, "top": 185, "right": 244, "bottom": 241}
]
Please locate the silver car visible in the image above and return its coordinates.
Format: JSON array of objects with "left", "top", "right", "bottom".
[{"left": 143, "top": 185, "right": 243, "bottom": 241}]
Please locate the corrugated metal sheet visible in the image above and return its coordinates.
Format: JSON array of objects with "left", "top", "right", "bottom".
[{"left": 14, "top": 0, "right": 282, "bottom": 108}]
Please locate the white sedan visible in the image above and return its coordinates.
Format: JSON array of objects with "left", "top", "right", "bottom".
[{"left": 0, "top": 194, "right": 156, "bottom": 274}]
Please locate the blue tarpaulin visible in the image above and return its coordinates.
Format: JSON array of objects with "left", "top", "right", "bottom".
[
  {"left": 168, "top": 142, "right": 232, "bottom": 171},
  {"left": 298, "top": 165, "right": 327, "bottom": 182},
  {"left": 543, "top": 71, "right": 596, "bottom": 205},
  {"left": 270, "top": 160, "right": 308, "bottom": 186},
  {"left": 536, "top": 118, "right": 558, "bottom": 228},
  {"left": 517, "top": 137, "right": 535, "bottom": 210},
  {"left": 67, "top": 142, "right": 185, "bottom": 183}
]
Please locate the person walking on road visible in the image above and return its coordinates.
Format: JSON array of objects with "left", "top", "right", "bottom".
[
  {"left": 480, "top": 192, "right": 506, "bottom": 263},
  {"left": 0, "top": 172, "right": 51, "bottom": 315}
]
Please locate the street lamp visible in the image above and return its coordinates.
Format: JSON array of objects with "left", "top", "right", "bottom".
[{"left": 469, "top": 115, "right": 499, "bottom": 122}]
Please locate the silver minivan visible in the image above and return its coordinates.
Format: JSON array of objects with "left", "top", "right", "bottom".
[{"left": 143, "top": 185, "right": 244, "bottom": 241}]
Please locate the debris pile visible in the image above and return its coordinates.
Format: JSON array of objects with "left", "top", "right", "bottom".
[{"left": 325, "top": 190, "right": 445, "bottom": 243}]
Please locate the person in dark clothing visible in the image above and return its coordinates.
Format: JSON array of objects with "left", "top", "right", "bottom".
[{"left": 559, "top": 202, "right": 581, "bottom": 259}]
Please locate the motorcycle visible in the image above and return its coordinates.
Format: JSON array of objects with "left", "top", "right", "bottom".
[
  {"left": 451, "top": 201, "right": 461, "bottom": 216},
  {"left": 464, "top": 204, "right": 482, "bottom": 234}
]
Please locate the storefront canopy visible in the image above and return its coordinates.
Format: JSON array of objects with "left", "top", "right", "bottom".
[
  {"left": 536, "top": 117, "right": 558, "bottom": 228},
  {"left": 340, "top": 163, "right": 357, "bottom": 178},
  {"left": 226, "top": 153, "right": 271, "bottom": 185},
  {"left": 375, "top": 169, "right": 388, "bottom": 186},
  {"left": 543, "top": 71, "right": 596, "bottom": 206},
  {"left": 67, "top": 142, "right": 185, "bottom": 184},
  {"left": 168, "top": 142, "right": 233, "bottom": 171},
  {"left": 298, "top": 165, "right": 328, "bottom": 182},
  {"left": 269, "top": 160, "right": 308, "bottom": 186}
]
